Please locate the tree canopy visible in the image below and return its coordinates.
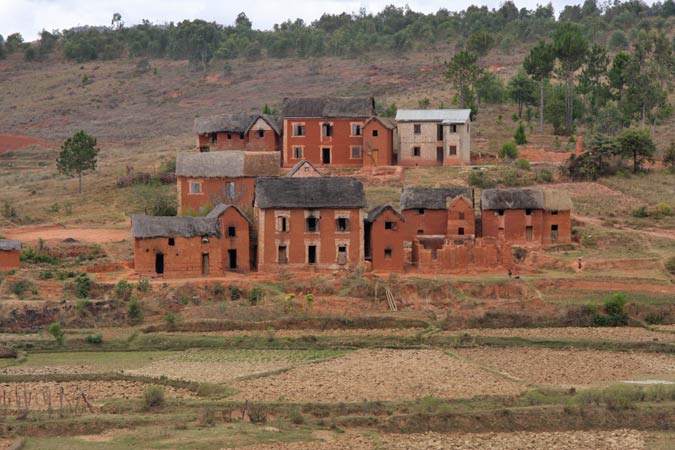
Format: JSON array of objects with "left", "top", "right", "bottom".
[{"left": 56, "top": 131, "right": 100, "bottom": 193}]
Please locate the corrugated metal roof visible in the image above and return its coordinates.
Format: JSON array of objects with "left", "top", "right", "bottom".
[{"left": 395, "top": 109, "right": 471, "bottom": 123}]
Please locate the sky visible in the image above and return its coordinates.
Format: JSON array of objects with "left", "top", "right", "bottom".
[{"left": 0, "top": 0, "right": 648, "bottom": 41}]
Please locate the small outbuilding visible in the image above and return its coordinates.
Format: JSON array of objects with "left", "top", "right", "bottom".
[
  {"left": 193, "top": 113, "right": 282, "bottom": 153},
  {"left": 0, "top": 239, "right": 21, "bottom": 271}
]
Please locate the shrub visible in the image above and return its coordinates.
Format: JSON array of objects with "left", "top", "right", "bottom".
[
  {"left": 39, "top": 270, "right": 54, "bottom": 280},
  {"left": 128, "top": 297, "right": 143, "bottom": 324},
  {"left": 229, "top": 285, "right": 242, "bottom": 301},
  {"left": 11, "top": 279, "right": 37, "bottom": 298},
  {"left": 85, "top": 333, "right": 103, "bottom": 344},
  {"left": 20, "top": 247, "right": 59, "bottom": 265},
  {"left": 76, "top": 299, "right": 92, "bottom": 315},
  {"left": 114, "top": 280, "right": 133, "bottom": 301},
  {"left": 164, "top": 313, "right": 178, "bottom": 330},
  {"left": 654, "top": 202, "right": 673, "bottom": 217},
  {"left": 593, "top": 293, "right": 629, "bottom": 326},
  {"left": 666, "top": 257, "right": 675, "bottom": 276},
  {"left": 143, "top": 386, "right": 165, "bottom": 409},
  {"left": 513, "top": 247, "right": 528, "bottom": 262},
  {"left": 514, "top": 122, "right": 527, "bottom": 145},
  {"left": 75, "top": 275, "right": 92, "bottom": 299},
  {"left": 137, "top": 278, "right": 151, "bottom": 293},
  {"left": 248, "top": 404, "right": 267, "bottom": 424},
  {"left": 499, "top": 142, "right": 518, "bottom": 159},
  {"left": 213, "top": 282, "right": 225, "bottom": 299},
  {"left": 48, "top": 323, "right": 65, "bottom": 346},
  {"left": 536, "top": 168, "right": 553, "bottom": 183},
  {"left": 248, "top": 287, "right": 263, "bottom": 305},
  {"left": 631, "top": 206, "right": 649, "bottom": 218},
  {"left": 468, "top": 171, "right": 496, "bottom": 189},
  {"left": 306, "top": 293, "right": 315, "bottom": 310},
  {"left": 515, "top": 158, "right": 531, "bottom": 171}
]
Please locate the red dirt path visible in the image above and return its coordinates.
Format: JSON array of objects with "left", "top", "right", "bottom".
[
  {"left": 0, "top": 134, "right": 55, "bottom": 153},
  {"left": 0, "top": 224, "right": 129, "bottom": 244}
]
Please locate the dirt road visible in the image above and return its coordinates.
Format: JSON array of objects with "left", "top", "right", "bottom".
[{"left": 0, "top": 224, "right": 129, "bottom": 244}]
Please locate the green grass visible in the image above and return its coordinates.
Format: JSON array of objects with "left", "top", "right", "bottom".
[
  {"left": 545, "top": 291, "right": 675, "bottom": 306},
  {"left": 16, "top": 350, "right": 183, "bottom": 371}
]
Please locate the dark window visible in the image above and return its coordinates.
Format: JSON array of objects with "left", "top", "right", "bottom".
[
  {"left": 239, "top": 132, "right": 244, "bottom": 139},
  {"left": 551, "top": 224, "right": 559, "bottom": 231},
  {"left": 210, "top": 132, "right": 217, "bottom": 143},
  {"left": 526, "top": 209, "right": 532, "bottom": 216},
  {"left": 322, "top": 123, "right": 333, "bottom": 137},
  {"left": 228, "top": 226, "right": 236, "bottom": 237},
  {"left": 293, "top": 147, "right": 302, "bottom": 158},
  {"left": 417, "top": 229, "right": 424, "bottom": 234},
  {"left": 551, "top": 210, "right": 559, "bottom": 215},
  {"left": 308, "top": 245, "right": 317, "bottom": 264},
  {"left": 450, "top": 124, "right": 457, "bottom": 133},
  {"left": 449, "top": 145, "right": 457, "bottom": 155},
  {"left": 413, "top": 146, "right": 421, "bottom": 157},
  {"left": 278, "top": 245, "right": 288, "bottom": 264},
  {"left": 384, "top": 221, "right": 397, "bottom": 230},
  {"left": 293, "top": 124, "right": 305, "bottom": 136},
  {"left": 458, "top": 212, "right": 465, "bottom": 220},
  {"left": 277, "top": 216, "right": 288, "bottom": 232},
  {"left": 458, "top": 227, "right": 465, "bottom": 235},
  {"left": 168, "top": 238, "right": 175, "bottom": 246},
  {"left": 372, "top": 129, "right": 379, "bottom": 137},
  {"left": 497, "top": 210, "right": 505, "bottom": 216},
  {"left": 227, "top": 132, "right": 232, "bottom": 139},
  {"left": 384, "top": 248, "right": 392, "bottom": 259},
  {"left": 437, "top": 124, "right": 443, "bottom": 140},
  {"left": 418, "top": 208, "right": 425, "bottom": 215},
  {"left": 338, "top": 245, "right": 347, "bottom": 253},
  {"left": 351, "top": 124, "right": 362, "bottom": 136},
  {"left": 336, "top": 218, "right": 349, "bottom": 232},
  {"left": 306, "top": 216, "right": 318, "bottom": 232},
  {"left": 413, "top": 124, "right": 421, "bottom": 134},
  {"left": 257, "top": 129, "right": 264, "bottom": 138}
]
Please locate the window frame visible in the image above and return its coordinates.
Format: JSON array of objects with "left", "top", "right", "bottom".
[
  {"left": 413, "top": 124, "right": 421, "bottom": 134},
  {"left": 228, "top": 226, "right": 236, "bottom": 237},
  {"left": 350, "top": 145, "right": 362, "bottom": 159},
  {"left": 413, "top": 146, "right": 421, "bottom": 157},
  {"left": 189, "top": 181, "right": 202, "bottom": 195}
]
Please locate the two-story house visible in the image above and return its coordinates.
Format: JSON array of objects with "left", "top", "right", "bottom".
[
  {"left": 193, "top": 113, "right": 282, "bottom": 154},
  {"left": 254, "top": 177, "right": 367, "bottom": 272},
  {"left": 395, "top": 109, "right": 471, "bottom": 166}
]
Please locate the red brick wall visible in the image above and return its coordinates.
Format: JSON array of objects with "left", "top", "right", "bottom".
[
  {"left": 197, "top": 130, "right": 278, "bottom": 152},
  {"left": 402, "top": 209, "right": 448, "bottom": 238},
  {"left": 446, "top": 198, "right": 476, "bottom": 238},
  {"left": 178, "top": 177, "right": 256, "bottom": 215},
  {"left": 369, "top": 209, "right": 405, "bottom": 272},
  {"left": 542, "top": 210, "right": 572, "bottom": 244},
  {"left": 283, "top": 118, "right": 368, "bottom": 168},
  {"left": 217, "top": 207, "right": 252, "bottom": 272},
  {"left": 257, "top": 207, "right": 363, "bottom": 272},
  {"left": 245, "top": 129, "right": 278, "bottom": 152},
  {"left": 362, "top": 121, "right": 394, "bottom": 166},
  {"left": 0, "top": 250, "right": 20, "bottom": 270},
  {"left": 411, "top": 238, "right": 511, "bottom": 273},
  {"left": 134, "top": 236, "right": 223, "bottom": 278}
]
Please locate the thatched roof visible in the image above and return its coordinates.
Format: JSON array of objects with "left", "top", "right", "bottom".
[
  {"left": 0, "top": 239, "right": 21, "bottom": 251},
  {"left": 205, "top": 203, "right": 253, "bottom": 225},
  {"left": 366, "top": 205, "right": 405, "bottom": 223},
  {"left": 285, "top": 160, "right": 323, "bottom": 177},
  {"left": 176, "top": 151, "right": 280, "bottom": 178},
  {"left": 131, "top": 215, "right": 219, "bottom": 239},
  {"left": 400, "top": 187, "right": 473, "bottom": 210},
  {"left": 193, "top": 114, "right": 281, "bottom": 135},
  {"left": 543, "top": 190, "right": 573, "bottom": 211},
  {"left": 255, "top": 177, "right": 366, "bottom": 209},
  {"left": 282, "top": 97, "right": 375, "bottom": 118},
  {"left": 481, "top": 189, "right": 545, "bottom": 211}
]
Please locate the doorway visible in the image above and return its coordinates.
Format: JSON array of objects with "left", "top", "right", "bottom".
[
  {"left": 228, "top": 249, "right": 237, "bottom": 270},
  {"left": 155, "top": 253, "right": 164, "bottom": 275},
  {"left": 322, "top": 148, "right": 331, "bottom": 164},
  {"left": 308, "top": 245, "right": 317, "bottom": 264},
  {"left": 278, "top": 245, "right": 288, "bottom": 264},
  {"left": 526, "top": 226, "right": 533, "bottom": 241},
  {"left": 201, "top": 253, "right": 210, "bottom": 276},
  {"left": 436, "top": 147, "right": 444, "bottom": 163},
  {"left": 551, "top": 224, "right": 559, "bottom": 242}
]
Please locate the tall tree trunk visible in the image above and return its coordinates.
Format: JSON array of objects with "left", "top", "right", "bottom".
[
  {"left": 518, "top": 102, "right": 523, "bottom": 118},
  {"left": 565, "top": 74, "right": 573, "bottom": 135},
  {"left": 539, "top": 80, "right": 545, "bottom": 133}
]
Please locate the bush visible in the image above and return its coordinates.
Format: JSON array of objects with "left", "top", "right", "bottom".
[
  {"left": 499, "top": 142, "right": 518, "bottom": 159},
  {"left": 85, "top": 333, "right": 103, "bottom": 344},
  {"left": 39, "top": 270, "right": 54, "bottom": 280},
  {"left": 248, "top": 404, "right": 267, "bottom": 424},
  {"left": 143, "top": 386, "right": 165, "bottom": 409},
  {"left": 654, "top": 202, "right": 673, "bottom": 217},
  {"left": 75, "top": 275, "right": 92, "bottom": 299},
  {"left": 593, "top": 293, "right": 629, "bottom": 327},
  {"left": 248, "top": 287, "right": 263, "bottom": 305},
  {"left": 229, "top": 285, "right": 242, "bottom": 301},
  {"left": 128, "top": 298, "right": 143, "bottom": 324},
  {"left": 306, "top": 293, "right": 315, "bottom": 309},
  {"left": 137, "top": 278, "right": 151, "bottom": 293},
  {"left": 164, "top": 313, "right": 178, "bottom": 330},
  {"left": 20, "top": 247, "right": 59, "bottom": 265},
  {"left": 514, "top": 122, "right": 527, "bottom": 145},
  {"left": 536, "top": 168, "right": 553, "bottom": 183},
  {"left": 10, "top": 279, "right": 38, "bottom": 298},
  {"left": 76, "top": 299, "right": 92, "bottom": 315},
  {"left": 213, "top": 282, "right": 225, "bottom": 299},
  {"left": 631, "top": 206, "right": 649, "bottom": 218},
  {"left": 666, "top": 257, "right": 675, "bottom": 276},
  {"left": 114, "top": 279, "right": 133, "bottom": 301},
  {"left": 515, "top": 158, "right": 531, "bottom": 171},
  {"left": 48, "top": 323, "right": 65, "bottom": 346},
  {"left": 468, "top": 171, "right": 496, "bottom": 189}
]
